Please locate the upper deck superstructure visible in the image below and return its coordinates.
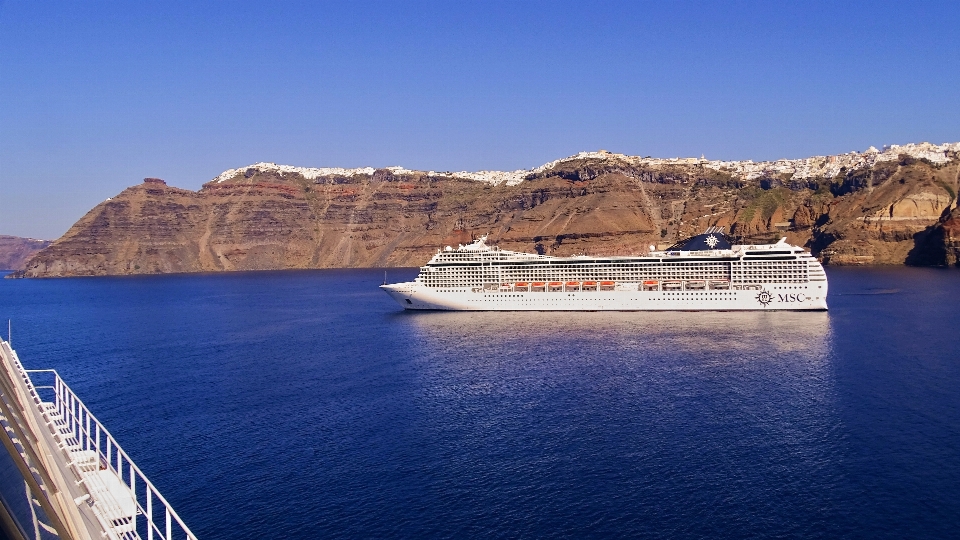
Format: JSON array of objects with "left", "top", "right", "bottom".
[{"left": 381, "top": 229, "right": 828, "bottom": 311}]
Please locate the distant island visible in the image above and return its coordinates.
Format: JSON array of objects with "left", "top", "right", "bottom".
[
  {"left": 11, "top": 142, "right": 960, "bottom": 278},
  {"left": 0, "top": 236, "right": 52, "bottom": 271}
]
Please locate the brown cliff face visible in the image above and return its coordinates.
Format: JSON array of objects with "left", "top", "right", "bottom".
[
  {"left": 812, "top": 156, "right": 960, "bottom": 265},
  {"left": 15, "top": 155, "right": 960, "bottom": 277},
  {"left": 0, "top": 236, "right": 51, "bottom": 270},
  {"left": 941, "top": 210, "right": 960, "bottom": 266},
  {"left": 905, "top": 196, "right": 960, "bottom": 267}
]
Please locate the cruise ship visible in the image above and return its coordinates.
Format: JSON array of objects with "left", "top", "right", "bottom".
[{"left": 381, "top": 228, "right": 828, "bottom": 311}]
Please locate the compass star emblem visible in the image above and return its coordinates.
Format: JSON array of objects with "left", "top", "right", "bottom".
[
  {"left": 756, "top": 290, "right": 774, "bottom": 307},
  {"left": 705, "top": 234, "right": 719, "bottom": 248}
]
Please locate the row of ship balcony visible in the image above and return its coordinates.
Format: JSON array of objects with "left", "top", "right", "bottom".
[{"left": 467, "top": 279, "right": 760, "bottom": 293}]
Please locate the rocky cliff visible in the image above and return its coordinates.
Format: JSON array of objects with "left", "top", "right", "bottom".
[
  {"left": 0, "top": 236, "right": 52, "bottom": 271},
  {"left": 15, "top": 143, "right": 960, "bottom": 277}
]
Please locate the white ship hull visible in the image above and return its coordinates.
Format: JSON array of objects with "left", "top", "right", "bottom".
[
  {"left": 381, "top": 231, "right": 828, "bottom": 312},
  {"left": 381, "top": 282, "right": 827, "bottom": 311}
]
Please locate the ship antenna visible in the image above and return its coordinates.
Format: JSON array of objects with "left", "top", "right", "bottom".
[
  {"left": 7, "top": 319, "right": 10, "bottom": 346},
  {"left": 383, "top": 271, "right": 387, "bottom": 285}
]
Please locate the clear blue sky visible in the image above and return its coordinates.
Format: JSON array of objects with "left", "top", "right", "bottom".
[{"left": 1, "top": 1, "right": 958, "bottom": 239}]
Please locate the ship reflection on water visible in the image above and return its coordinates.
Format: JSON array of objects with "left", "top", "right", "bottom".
[
  {"left": 405, "top": 310, "right": 832, "bottom": 358},
  {"left": 402, "top": 310, "right": 836, "bottom": 412}
]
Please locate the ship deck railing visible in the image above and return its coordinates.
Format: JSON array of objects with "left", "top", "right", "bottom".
[{"left": 0, "top": 338, "right": 197, "bottom": 540}]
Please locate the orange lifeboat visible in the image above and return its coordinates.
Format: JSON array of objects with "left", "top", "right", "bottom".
[
  {"left": 548, "top": 281, "right": 563, "bottom": 291},
  {"left": 599, "top": 280, "right": 615, "bottom": 291},
  {"left": 581, "top": 281, "right": 598, "bottom": 291}
]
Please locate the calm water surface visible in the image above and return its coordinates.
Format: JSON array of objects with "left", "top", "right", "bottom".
[{"left": 1, "top": 267, "right": 958, "bottom": 539}]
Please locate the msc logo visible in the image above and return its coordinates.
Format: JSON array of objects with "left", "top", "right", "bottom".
[
  {"left": 756, "top": 289, "right": 807, "bottom": 307},
  {"left": 755, "top": 290, "right": 774, "bottom": 306},
  {"left": 779, "top": 293, "right": 807, "bottom": 303}
]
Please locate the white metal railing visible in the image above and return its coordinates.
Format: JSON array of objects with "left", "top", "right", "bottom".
[
  {"left": 28, "top": 369, "right": 198, "bottom": 540},
  {"left": 0, "top": 339, "right": 198, "bottom": 540}
]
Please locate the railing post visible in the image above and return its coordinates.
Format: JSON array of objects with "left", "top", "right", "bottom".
[
  {"left": 72, "top": 392, "right": 78, "bottom": 438},
  {"left": 67, "top": 391, "right": 72, "bottom": 431},
  {"left": 147, "top": 489, "right": 154, "bottom": 540},
  {"left": 166, "top": 508, "right": 172, "bottom": 540}
]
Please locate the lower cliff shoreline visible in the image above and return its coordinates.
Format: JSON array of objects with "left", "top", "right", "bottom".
[{"left": 9, "top": 253, "right": 959, "bottom": 279}]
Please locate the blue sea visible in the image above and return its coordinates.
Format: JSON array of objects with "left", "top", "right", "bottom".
[{"left": 1, "top": 267, "right": 959, "bottom": 539}]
